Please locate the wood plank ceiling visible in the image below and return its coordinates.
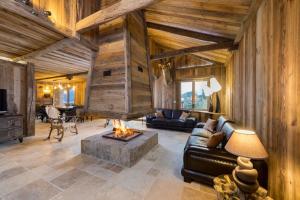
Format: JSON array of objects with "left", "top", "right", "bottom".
[
  {"left": 0, "top": 0, "right": 95, "bottom": 75},
  {"left": 0, "top": 8, "right": 64, "bottom": 59},
  {"left": 145, "top": 0, "right": 252, "bottom": 63}
]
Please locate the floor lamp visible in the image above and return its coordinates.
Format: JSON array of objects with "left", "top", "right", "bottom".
[{"left": 210, "top": 77, "right": 222, "bottom": 113}]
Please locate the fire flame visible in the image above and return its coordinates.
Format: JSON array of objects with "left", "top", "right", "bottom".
[{"left": 112, "top": 120, "right": 135, "bottom": 138}]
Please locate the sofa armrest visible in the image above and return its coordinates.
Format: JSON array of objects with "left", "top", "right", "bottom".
[
  {"left": 146, "top": 115, "right": 156, "bottom": 123},
  {"left": 186, "top": 117, "right": 196, "bottom": 121},
  {"left": 196, "top": 122, "right": 206, "bottom": 128},
  {"left": 185, "top": 117, "right": 197, "bottom": 128}
]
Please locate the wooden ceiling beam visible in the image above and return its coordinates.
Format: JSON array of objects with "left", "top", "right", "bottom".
[
  {"left": 147, "top": 22, "right": 233, "bottom": 43},
  {"left": 0, "top": 0, "right": 72, "bottom": 38},
  {"left": 150, "top": 41, "right": 234, "bottom": 61},
  {"left": 75, "top": 0, "right": 161, "bottom": 33},
  {"left": 36, "top": 72, "right": 88, "bottom": 81}
]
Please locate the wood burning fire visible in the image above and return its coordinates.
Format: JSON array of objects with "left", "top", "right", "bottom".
[{"left": 102, "top": 119, "right": 143, "bottom": 142}]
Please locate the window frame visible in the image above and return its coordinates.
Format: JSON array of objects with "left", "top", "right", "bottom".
[{"left": 179, "top": 78, "right": 210, "bottom": 111}]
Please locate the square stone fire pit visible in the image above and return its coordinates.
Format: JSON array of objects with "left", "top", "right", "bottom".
[{"left": 81, "top": 130, "right": 158, "bottom": 167}]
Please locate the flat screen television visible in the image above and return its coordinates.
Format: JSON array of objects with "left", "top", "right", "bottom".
[{"left": 0, "top": 89, "right": 7, "bottom": 114}]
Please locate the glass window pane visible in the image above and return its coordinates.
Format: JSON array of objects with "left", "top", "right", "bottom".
[
  {"left": 181, "top": 82, "right": 193, "bottom": 109},
  {"left": 195, "top": 81, "right": 209, "bottom": 110},
  {"left": 69, "top": 88, "right": 75, "bottom": 104},
  {"left": 63, "top": 90, "right": 68, "bottom": 104}
]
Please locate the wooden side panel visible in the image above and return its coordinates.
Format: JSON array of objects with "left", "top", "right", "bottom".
[
  {"left": 127, "top": 12, "right": 153, "bottom": 114},
  {"left": 226, "top": 0, "right": 300, "bottom": 199},
  {"left": 0, "top": 60, "right": 34, "bottom": 136},
  {"left": 88, "top": 18, "right": 126, "bottom": 115}
]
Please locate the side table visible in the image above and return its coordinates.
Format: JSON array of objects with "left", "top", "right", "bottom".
[{"left": 213, "top": 175, "right": 273, "bottom": 200}]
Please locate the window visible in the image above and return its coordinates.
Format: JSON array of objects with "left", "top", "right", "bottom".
[
  {"left": 62, "top": 87, "right": 75, "bottom": 105},
  {"left": 69, "top": 88, "right": 75, "bottom": 104},
  {"left": 180, "top": 80, "right": 209, "bottom": 110},
  {"left": 181, "top": 82, "right": 193, "bottom": 109}
]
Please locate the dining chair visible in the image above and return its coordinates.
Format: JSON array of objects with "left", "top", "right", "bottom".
[{"left": 45, "top": 106, "right": 78, "bottom": 142}]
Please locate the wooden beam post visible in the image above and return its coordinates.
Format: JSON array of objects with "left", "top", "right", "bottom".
[
  {"left": 150, "top": 42, "right": 234, "bottom": 61},
  {"left": 25, "top": 62, "right": 35, "bottom": 136},
  {"left": 124, "top": 17, "right": 132, "bottom": 114},
  {"left": 147, "top": 22, "right": 233, "bottom": 43},
  {"left": 84, "top": 51, "right": 97, "bottom": 112},
  {"left": 75, "top": 0, "right": 160, "bottom": 33}
]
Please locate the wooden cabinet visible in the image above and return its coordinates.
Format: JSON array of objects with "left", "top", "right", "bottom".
[{"left": 0, "top": 114, "right": 23, "bottom": 143}]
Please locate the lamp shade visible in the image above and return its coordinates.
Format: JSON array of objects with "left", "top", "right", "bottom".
[
  {"left": 225, "top": 130, "right": 268, "bottom": 160},
  {"left": 210, "top": 77, "right": 222, "bottom": 92},
  {"left": 202, "top": 85, "right": 213, "bottom": 97}
]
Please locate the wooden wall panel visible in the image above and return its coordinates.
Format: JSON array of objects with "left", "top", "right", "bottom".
[
  {"left": 89, "top": 19, "right": 126, "bottom": 114},
  {"left": 226, "top": 0, "right": 300, "bottom": 199},
  {"left": 31, "top": 0, "right": 73, "bottom": 30},
  {"left": 0, "top": 60, "right": 35, "bottom": 136},
  {"left": 176, "top": 64, "right": 226, "bottom": 113},
  {"left": 127, "top": 12, "right": 152, "bottom": 113},
  {"left": 151, "top": 40, "right": 227, "bottom": 112}
]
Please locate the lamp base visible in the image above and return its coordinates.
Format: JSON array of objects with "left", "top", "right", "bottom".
[{"left": 232, "top": 157, "right": 259, "bottom": 194}]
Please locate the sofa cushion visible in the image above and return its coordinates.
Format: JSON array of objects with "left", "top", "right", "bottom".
[
  {"left": 167, "top": 119, "right": 185, "bottom": 127},
  {"left": 172, "top": 110, "right": 182, "bottom": 119},
  {"left": 216, "top": 116, "right": 233, "bottom": 132},
  {"left": 151, "top": 118, "right": 167, "bottom": 126},
  {"left": 179, "top": 111, "right": 190, "bottom": 120},
  {"left": 191, "top": 128, "right": 213, "bottom": 138},
  {"left": 220, "top": 122, "right": 236, "bottom": 148},
  {"left": 187, "top": 135, "right": 209, "bottom": 148},
  {"left": 163, "top": 109, "right": 173, "bottom": 119},
  {"left": 207, "top": 132, "right": 225, "bottom": 148},
  {"left": 203, "top": 118, "right": 218, "bottom": 132},
  {"left": 155, "top": 110, "right": 164, "bottom": 119},
  {"left": 185, "top": 118, "right": 196, "bottom": 128}
]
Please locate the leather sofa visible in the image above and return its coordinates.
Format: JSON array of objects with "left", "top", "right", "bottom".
[
  {"left": 181, "top": 116, "right": 268, "bottom": 188},
  {"left": 146, "top": 109, "right": 197, "bottom": 132}
]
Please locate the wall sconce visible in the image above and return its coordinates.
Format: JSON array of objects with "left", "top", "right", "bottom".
[
  {"left": 43, "top": 11, "right": 52, "bottom": 17},
  {"left": 43, "top": 86, "right": 51, "bottom": 94}
]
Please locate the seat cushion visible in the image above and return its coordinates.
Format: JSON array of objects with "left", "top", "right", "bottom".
[
  {"left": 187, "top": 135, "right": 208, "bottom": 148},
  {"left": 163, "top": 110, "right": 173, "bottom": 119},
  {"left": 151, "top": 118, "right": 167, "bottom": 126},
  {"left": 192, "top": 128, "right": 213, "bottom": 138},
  {"left": 167, "top": 119, "right": 185, "bottom": 127}
]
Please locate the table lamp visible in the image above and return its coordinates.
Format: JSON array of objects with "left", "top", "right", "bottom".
[{"left": 225, "top": 130, "right": 268, "bottom": 194}]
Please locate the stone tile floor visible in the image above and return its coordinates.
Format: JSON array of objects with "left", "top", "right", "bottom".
[{"left": 0, "top": 119, "right": 216, "bottom": 200}]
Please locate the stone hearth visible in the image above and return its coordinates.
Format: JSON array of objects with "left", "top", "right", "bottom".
[{"left": 81, "top": 130, "right": 158, "bottom": 167}]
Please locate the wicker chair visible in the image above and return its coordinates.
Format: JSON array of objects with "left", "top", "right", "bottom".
[{"left": 45, "top": 106, "right": 78, "bottom": 142}]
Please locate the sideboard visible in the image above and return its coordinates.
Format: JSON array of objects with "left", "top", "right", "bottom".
[{"left": 0, "top": 114, "right": 23, "bottom": 143}]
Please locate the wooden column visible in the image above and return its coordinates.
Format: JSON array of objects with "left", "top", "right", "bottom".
[
  {"left": 84, "top": 51, "right": 97, "bottom": 111},
  {"left": 25, "top": 62, "right": 35, "bottom": 136},
  {"left": 124, "top": 17, "right": 132, "bottom": 114}
]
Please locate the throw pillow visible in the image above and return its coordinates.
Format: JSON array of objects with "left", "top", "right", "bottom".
[
  {"left": 155, "top": 110, "right": 164, "bottom": 119},
  {"left": 207, "top": 132, "right": 225, "bottom": 148},
  {"left": 192, "top": 128, "right": 213, "bottom": 138},
  {"left": 179, "top": 111, "right": 190, "bottom": 120},
  {"left": 203, "top": 118, "right": 218, "bottom": 132}
]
